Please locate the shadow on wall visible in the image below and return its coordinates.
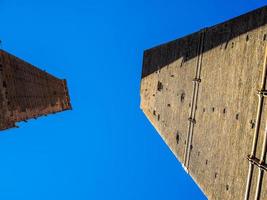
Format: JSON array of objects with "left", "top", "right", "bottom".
[{"left": 142, "top": 6, "right": 267, "bottom": 78}]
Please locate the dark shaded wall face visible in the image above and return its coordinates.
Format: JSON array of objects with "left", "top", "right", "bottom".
[
  {"left": 0, "top": 51, "right": 14, "bottom": 130},
  {"left": 0, "top": 50, "right": 71, "bottom": 130},
  {"left": 142, "top": 5, "right": 267, "bottom": 78}
]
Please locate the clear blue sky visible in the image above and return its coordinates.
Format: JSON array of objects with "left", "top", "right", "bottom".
[{"left": 0, "top": 1, "right": 266, "bottom": 200}]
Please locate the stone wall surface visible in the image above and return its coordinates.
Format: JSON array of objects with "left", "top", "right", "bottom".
[{"left": 140, "top": 6, "right": 267, "bottom": 200}]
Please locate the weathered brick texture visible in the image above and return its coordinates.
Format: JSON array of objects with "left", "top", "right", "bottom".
[{"left": 0, "top": 50, "right": 71, "bottom": 130}]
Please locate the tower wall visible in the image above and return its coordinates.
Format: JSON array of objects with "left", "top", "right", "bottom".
[
  {"left": 0, "top": 50, "right": 71, "bottom": 130},
  {"left": 141, "top": 6, "right": 267, "bottom": 200}
]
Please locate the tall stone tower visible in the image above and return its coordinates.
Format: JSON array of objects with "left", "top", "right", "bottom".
[
  {"left": 140, "top": 6, "right": 267, "bottom": 200},
  {"left": 0, "top": 49, "right": 71, "bottom": 130}
]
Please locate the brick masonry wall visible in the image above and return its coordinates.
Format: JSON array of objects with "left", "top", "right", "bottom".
[{"left": 0, "top": 50, "right": 71, "bottom": 130}]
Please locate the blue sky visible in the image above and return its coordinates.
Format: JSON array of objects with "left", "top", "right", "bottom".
[{"left": 0, "top": 1, "right": 266, "bottom": 200}]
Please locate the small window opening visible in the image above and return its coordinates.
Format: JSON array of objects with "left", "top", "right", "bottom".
[
  {"left": 180, "top": 93, "right": 185, "bottom": 103},
  {"left": 157, "top": 81, "right": 163, "bottom": 91},
  {"left": 176, "top": 133, "right": 179, "bottom": 144}
]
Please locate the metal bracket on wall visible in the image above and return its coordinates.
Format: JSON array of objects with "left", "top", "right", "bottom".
[
  {"left": 188, "top": 117, "right": 196, "bottom": 124},
  {"left": 192, "top": 78, "right": 201, "bottom": 83},
  {"left": 257, "top": 90, "right": 267, "bottom": 97},
  {"left": 247, "top": 155, "right": 267, "bottom": 171}
]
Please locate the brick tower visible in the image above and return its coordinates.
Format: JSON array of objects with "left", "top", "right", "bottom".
[
  {"left": 0, "top": 50, "right": 71, "bottom": 130},
  {"left": 140, "top": 6, "right": 267, "bottom": 200}
]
